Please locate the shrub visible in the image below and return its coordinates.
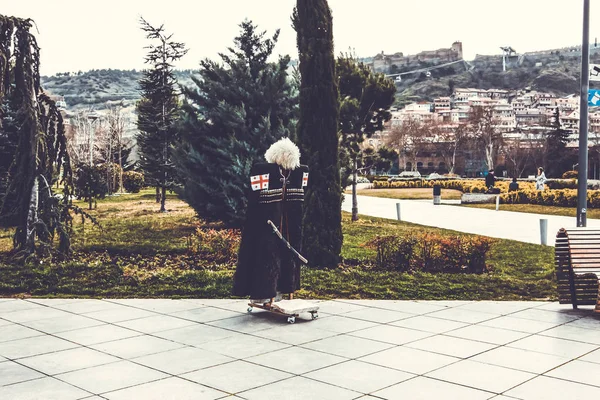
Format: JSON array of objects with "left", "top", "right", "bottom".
[
  {"left": 365, "top": 235, "right": 417, "bottom": 271},
  {"left": 97, "top": 162, "right": 122, "bottom": 194},
  {"left": 74, "top": 164, "right": 108, "bottom": 209},
  {"left": 562, "top": 170, "right": 578, "bottom": 179},
  {"left": 123, "top": 171, "right": 145, "bottom": 193},
  {"left": 365, "top": 232, "right": 493, "bottom": 274},
  {"left": 186, "top": 227, "right": 241, "bottom": 264}
]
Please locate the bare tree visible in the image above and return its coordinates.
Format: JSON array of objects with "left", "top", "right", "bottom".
[
  {"left": 386, "top": 124, "right": 410, "bottom": 171},
  {"left": 68, "top": 110, "right": 105, "bottom": 167},
  {"left": 386, "top": 116, "right": 432, "bottom": 171},
  {"left": 503, "top": 133, "right": 530, "bottom": 178},
  {"left": 467, "top": 106, "right": 502, "bottom": 170},
  {"left": 437, "top": 123, "right": 468, "bottom": 175},
  {"left": 106, "top": 105, "right": 127, "bottom": 193}
]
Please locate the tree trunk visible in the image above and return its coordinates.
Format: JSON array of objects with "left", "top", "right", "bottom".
[
  {"left": 25, "top": 176, "right": 39, "bottom": 253},
  {"left": 450, "top": 145, "right": 457, "bottom": 174},
  {"left": 107, "top": 140, "right": 112, "bottom": 195},
  {"left": 351, "top": 157, "right": 358, "bottom": 221},
  {"left": 160, "top": 184, "right": 167, "bottom": 212},
  {"left": 155, "top": 186, "right": 161, "bottom": 203},
  {"left": 485, "top": 143, "right": 494, "bottom": 170},
  {"left": 118, "top": 136, "right": 123, "bottom": 193}
]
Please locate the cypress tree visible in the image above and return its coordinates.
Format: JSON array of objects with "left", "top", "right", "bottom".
[
  {"left": 293, "top": 0, "right": 342, "bottom": 267},
  {"left": 174, "top": 20, "right": 296, "bottom": 228},
  {"left": 136, "top": 18, "right": 187, "bottom": 212}
]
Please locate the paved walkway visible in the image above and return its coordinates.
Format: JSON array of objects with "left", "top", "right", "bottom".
[
  {"left": 0, "top": 298, "right": 599, "bottom": 399},
  {"left": 343, "top": 194, "right": 600, "bottom": 246}
]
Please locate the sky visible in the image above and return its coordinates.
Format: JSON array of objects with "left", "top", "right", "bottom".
[{"left": 3, "top": 0, "right": 600, "bottom": 76}]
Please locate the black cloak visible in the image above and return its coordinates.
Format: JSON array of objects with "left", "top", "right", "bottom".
[{"left": 233, "top": 162, "right": 309, "bottom": 299}]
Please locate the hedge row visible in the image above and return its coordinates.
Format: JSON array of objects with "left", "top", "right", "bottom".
[
  {"left": 372, "top": 179, "right": 536, "bottom": 193},
  {"left": 500, "top": 188, "right": 600, "bottom": 208}
]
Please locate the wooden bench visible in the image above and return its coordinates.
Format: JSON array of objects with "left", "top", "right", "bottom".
[{"left": 555, "top": 228, "right": 600, "bottom": 311}]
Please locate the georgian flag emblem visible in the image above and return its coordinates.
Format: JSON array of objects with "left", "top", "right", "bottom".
[
  {"left": 251, "top": 174, "right": 269, "bottom": 191},
  {"left": 302, "top": 172, "right": 309, "bottom": 187}
]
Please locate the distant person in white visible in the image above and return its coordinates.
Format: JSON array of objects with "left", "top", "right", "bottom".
[{"left": 535, "top": 167, "right": 547, "bottom": 190}]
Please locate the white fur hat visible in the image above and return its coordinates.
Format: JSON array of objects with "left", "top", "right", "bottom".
[{"left": 264, "top": 138, "right": 301, "bottom": 170}]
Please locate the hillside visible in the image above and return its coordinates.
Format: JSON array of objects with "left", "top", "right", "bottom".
[
  {"left": 40, "top": 49, "right": 600, "bottom": 111},
  {"left": 40, "top": 69, "right": 197, "bottom": 111},
  {"left": 394, "top": 50, "right": 600, "bottom": 106}
]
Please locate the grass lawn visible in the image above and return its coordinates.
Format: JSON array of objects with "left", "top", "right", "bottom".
[
  {"left": 463, "top": 203, "right": 600, "bottom": 219},
  {"left": 0, "top": 189, "right": 556, "bottom": 300},
  {"left": 346, "top": 188, "right": 463, "bottom": 200}
]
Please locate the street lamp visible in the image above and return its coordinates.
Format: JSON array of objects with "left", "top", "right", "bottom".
[{"left": 577, "top": 0, "right": 590, "bottom": 227}]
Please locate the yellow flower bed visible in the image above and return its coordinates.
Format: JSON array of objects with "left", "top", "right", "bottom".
[{"left": 373, "top": 179, "right": 535, "bottom": 194}]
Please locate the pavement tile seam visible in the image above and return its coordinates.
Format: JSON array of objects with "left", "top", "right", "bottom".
[
  {"left": 99, "top": 375, "right": 229, "bottom": 398},
  {"left": 169, "top": 308, "right": 246, "bottom": 324},
  {"left": 297, "top": 365, "right": 401, "bottom": 397},
  {"left": 404, "top": 334, "right": 504, "bottom": 360},
  {"left": 0, "top": 372, "right": 47, "bottom": 389},
  {"left": 181, "top": 361, "right": 303, "bottom": 396},
  {"left": 232, "top": 375, "right": 309, "bottom": 398},
  {"left": 0, "top": 334, "right": 83, "bottom": 361},
  {"left": 128, "top": 347, "right": 236, "bottom": 375},
  {"left": 330, "top": 299, "right": 453, "bottom": 316},
  {"left": 540, "top": 368, "right": 600, "bottom": 390},
  {"left": 1, "top": 375, "right": 96, "bottom": 398},
  {"left": 56, "top": 372, "right": 170, "bottom": 397},
  {"left": 417, "top": 372, "right": 528, "bottom": 398},
  {"left": 497, "top": 373, "right": 594, "bottom": 399},
  {"left": 297, "top": 341, "right": 399, "bottom": 361},
  {"left": 378, "top": 374, "right": 500, "bottom": 399},
  {"left": 243, "top": 348, "right": 351, "bottom": 377},
  {"left": 10, "top": 357, "right": 124, "bottom": 379}
]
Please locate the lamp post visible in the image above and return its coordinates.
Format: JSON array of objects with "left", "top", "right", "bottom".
[{"left": 577, "top": 0, "right": 590, "bottom": 227}]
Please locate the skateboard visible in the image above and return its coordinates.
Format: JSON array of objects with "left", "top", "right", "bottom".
[{"left": 247, "top": 299, "right": 319, "bottom": 324}]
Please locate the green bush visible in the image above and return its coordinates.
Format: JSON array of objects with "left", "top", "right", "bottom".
[
  {"left": 74, "top": 164, "right": 108, "bottom": 208},
  {"left": 123, "top": 171, "right": 145, "bottom": 193},
  {"left": 562, "top": 170, "right": 578, "bottom": 179}
]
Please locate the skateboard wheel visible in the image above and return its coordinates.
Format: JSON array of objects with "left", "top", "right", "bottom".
[
  {"left": 287, "top": 316, "right": 296, "bottom": 324},
  {"left": 311, "top": 312, "right": 318, "bottom": 320},
  {"left": 247, "top": 307, "right": 253, "bottom": 313}
]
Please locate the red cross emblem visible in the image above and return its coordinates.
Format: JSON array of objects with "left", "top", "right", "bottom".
[
  {"left": 251, "top": 174, "right": 269, "bottom": 191},
  {"left": 302, "top": 172, "right": 309, "bottom": 187}
]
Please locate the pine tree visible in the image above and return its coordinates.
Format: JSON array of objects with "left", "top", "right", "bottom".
[
  {"left": 293, "top": 0, "right": 343, "bottom": 267},
  {"left": 136, "top": 18, "right": 187, "bottom": 212},
  {"left": 174, "top": 20, "right": 296, "bottom": 227}
]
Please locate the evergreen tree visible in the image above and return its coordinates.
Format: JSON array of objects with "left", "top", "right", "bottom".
[
  {"left": 0, "top": 92, "right": 20, "bottom": 226},
  {"left": 136, "top": 18, "right": 187, "bottom": 212},
  {"left": 337, "top": 54, "right": 395, "bottom": 221},
  {"left": 293, "top": 0, "right": 342, "bottom": 267},
  {"left": 174, "top": 20, "right": 296, "bottom": 227},
  {"left": 544, "top": 108, "right": 572, "bottom": 178},
  {"left": 0, "top": 16, "right": 74, "bottom": 257}
]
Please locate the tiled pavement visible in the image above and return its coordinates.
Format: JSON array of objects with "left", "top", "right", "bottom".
[{"left": 0, "top": 298, "right": 599, "bottom": 399}]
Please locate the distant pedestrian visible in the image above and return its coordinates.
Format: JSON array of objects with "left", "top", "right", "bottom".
[
  {"left": 485, "top": 169, "right": 495, "bottom": 189},
  {"left": 535, "top": 167, "right": 547, "bottom": 190},
  {"left": 509, "top": 177, "right": 519, "bottom": 192}
]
